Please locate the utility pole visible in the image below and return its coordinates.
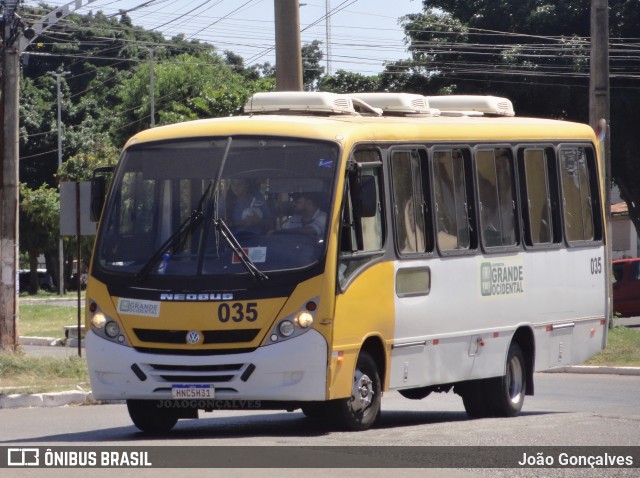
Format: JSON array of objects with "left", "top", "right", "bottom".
[
  {"left": 274, "top": 0, "right": 302, "bottom": 91},
  {"left": 1, "top": 0, "right": 21, "bottom": 351},
  {"left": 325, "top": 0, "right": 332, "bottom": 75},
  {"left": 149, "top": 48, "right": 155, "bottom": 127},
  {"left": 48, "top": 70, "right": 70, "bottom": 295},
  {"left": 589, "top": 0, "right": 611, "bottom": 329}
]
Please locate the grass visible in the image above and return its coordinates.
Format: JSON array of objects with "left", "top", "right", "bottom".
[
  {"left": 0, "top": 353, "right": 89, "bottom": 395},
  {"left": 0, "top": 301, "right": 88, "bottom": 395},
  {"left": 19, "top": 304, "right": 84, "bottom": 338},
  {"left": 585, "top": 326, "right": 640, "bottom": 366},
  {"left": 3, "top": 302, "right": 638, "bottom": 396}
]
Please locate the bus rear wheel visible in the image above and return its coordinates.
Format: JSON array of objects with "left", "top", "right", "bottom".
[
  {"left": 330, "top": 351, "right": 382, "bottom": 431},
  {"left": 488, "top": 342, "right": 526, "bottom": 417},
  {"left": 461, "top": 342, "right": 527, "bottom": 419},
  {"left": 127, "top": 399, "right": 179, "bottom": 433}
]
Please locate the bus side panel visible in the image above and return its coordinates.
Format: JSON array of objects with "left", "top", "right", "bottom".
[
  {"left": 330, "top": 261, "right": 395, "bottom": 400},
  {"left": 389, "top": 247, "right": 606, "bottom": 390}
]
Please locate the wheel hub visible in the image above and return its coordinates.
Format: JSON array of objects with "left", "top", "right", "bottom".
[
  {"left": 507, "top": 355, "right": 524, "bottom": 404},
  {"left": 351, "top": 370, "right": 374, "bottom": 412}
]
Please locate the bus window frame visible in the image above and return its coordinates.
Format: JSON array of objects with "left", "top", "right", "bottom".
[
  {"left": 429, "top": 145, "right": 478, "bottom": 257},
  {"left": 516, "top": 144, "right": 564, "bottom": 251},
  {"left": 472, "top": 144, "right": 521, "bottom": 254},
  {"left": 337, "top": 145, "right": 387, "bottom": 292},
  {"left": 388, "top": 145, "right": 434, "bottom": 259},
  {"left": 556, "top": 142, "right": 603, "bottom": 248}
]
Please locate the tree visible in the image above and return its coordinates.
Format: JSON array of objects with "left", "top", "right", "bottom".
[
  {"left": 319, "top": 70, "right": 382, "bottom": 93},
  {"left": 387, "top": 0, "right": 640, "bottom": 229},
  {"left": 19, "top": 184, "right": 60, "bottom": 294},
  {"left": 111, "top": 52, "right": 273, "bottom": 146},
  {"left": 302, "top": 40, "right": 325, "bottom": 91}
]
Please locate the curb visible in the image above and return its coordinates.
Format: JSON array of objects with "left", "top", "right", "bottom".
[
  {"left": 19, "top": 336, "right": 65, "bottom": 347},
  {"left": 0, "top": 390, "right": 93, "bottom": 409},
  {"left": 542, "top": 365, "right": 640, "bottom": 376}
]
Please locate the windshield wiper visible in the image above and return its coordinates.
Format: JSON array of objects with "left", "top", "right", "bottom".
[{"left": 215, "top": 217, "right": 269, "bottom": 281}]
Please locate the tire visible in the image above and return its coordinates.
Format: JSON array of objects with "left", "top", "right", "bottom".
[
  {"left": 330, "top": 351, "right": 382, "bottom": 431},
  {"left": 127, "top": 400, "right": 179, "bottom": 434},
  {"left": 489, "top": 342, "right": 526, "bottom": 417},
  {"left": 460, "top": 380, "right": 492, "bottom": 418},
  {"left": 460, "top": 342, "right": 527, "bottom": 419}
]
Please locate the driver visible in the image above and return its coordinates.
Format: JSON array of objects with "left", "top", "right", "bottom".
[{"left": 282, "top": 192, "right": 327, "bottom": 238}]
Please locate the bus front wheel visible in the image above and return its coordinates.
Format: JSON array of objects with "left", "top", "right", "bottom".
[
  {"left": 127, "top": 399, "right": 179, "bottom": 433},
  {"left": 330, "top": 351, "right": 382, "bottom": 431}
]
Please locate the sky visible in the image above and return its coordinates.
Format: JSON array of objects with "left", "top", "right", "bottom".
[{"left": 21, "top": 0, "right": 425, "bottom": 75}]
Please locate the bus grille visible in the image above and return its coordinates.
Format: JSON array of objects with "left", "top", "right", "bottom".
[
  {"left": 133, "top": 328, "right": 260, "bottom": 345},
  {"left": 143, "top": 362, "right": 247, "bottom": 383}
]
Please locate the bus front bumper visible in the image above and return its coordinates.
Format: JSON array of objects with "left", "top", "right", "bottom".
[{"left": 85, "top": 329, "right": 328, "bottom": 402}]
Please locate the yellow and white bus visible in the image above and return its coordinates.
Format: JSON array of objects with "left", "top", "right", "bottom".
[{"left": 86, "top": 92, "right": 608, "bottom": 433}]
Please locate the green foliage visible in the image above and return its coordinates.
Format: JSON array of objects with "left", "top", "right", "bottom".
[
  {"left": 111, "top": 52, "right": 272, "bottom": 145},
  {"left": 320, "top": 70, "right": 382, "bottom": 93},
  {"left": 19, "top": 183, "right": 60, "bottom": 251},
  {"left": 302, "top": 40, "right": 325, "bottom": 91},
  {"left": 57, "top": 143, "right": 119, "bottom": 182}
]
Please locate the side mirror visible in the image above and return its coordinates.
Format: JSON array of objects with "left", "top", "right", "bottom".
[{"left": 90, "top": 167, "right": 114, "bottom": 222}]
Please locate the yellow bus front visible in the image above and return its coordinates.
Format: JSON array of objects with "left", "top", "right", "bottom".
[{"left": 85, "top": 132, "right": 344, "bottom": 406}]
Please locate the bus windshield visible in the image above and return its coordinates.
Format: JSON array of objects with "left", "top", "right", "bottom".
[{"left": 96, "top": 136, "right": 339, "bottom": 278}]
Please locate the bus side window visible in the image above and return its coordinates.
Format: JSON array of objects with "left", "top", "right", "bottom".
[
  {"left": 559, "top": 146, "right": 602, "bottom": 244},
  {"left": 476, "top": 148, "right": 518, "bottom": 249},
  {"left": 519, "top": 147, "right": 562, "bottom": 247},
  {"left": 339, "top": 149, "right": 385, "bottom": 289},
  {"left": 390, "top": 148, "right": 432, "bottom": 255},
  {"left": 432, "top": 148, "right": 476, "bottom": 253}
]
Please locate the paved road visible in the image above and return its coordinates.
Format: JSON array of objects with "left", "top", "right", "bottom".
[{"left": 1, "top": 373, "right": 639, "bottom": 478}]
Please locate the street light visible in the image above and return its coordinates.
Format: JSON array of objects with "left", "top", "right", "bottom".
[{"left": 47, "top": 70, "right": 71, "bottom": 295}]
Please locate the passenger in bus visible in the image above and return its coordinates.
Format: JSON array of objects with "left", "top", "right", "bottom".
[
  {"left": 282, "top": 192, "right": 327, "bottom": 238},
  {"left": 224, "top": 178, "right": 271, "bottom": 235}
]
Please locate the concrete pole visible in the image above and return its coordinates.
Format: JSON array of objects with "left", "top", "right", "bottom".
[
  {"left": 325, "top": 0, "right": 332, "bottom": 76},
  {"left": 0, "top": 0, "right": 20, "bottom": 351},
  {"left": 149, "top": 48, "right": 155, "bottom": 127},
  {"left": 49, "top": 71, "right": 70, "bottom": 295},
  {"left": 274, "top": 0, "right": 303, "bottom": 91},
  {"left": 589, "top": 0, "right": 611, "bottom": 331}
]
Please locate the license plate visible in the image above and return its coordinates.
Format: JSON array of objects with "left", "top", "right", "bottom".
[{"left": 171, "top": 385, "right": 214, "bottom": 399}]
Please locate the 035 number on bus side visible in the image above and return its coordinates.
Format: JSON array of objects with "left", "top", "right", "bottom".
[
  {"left": 218, "top": 302, "right": 258, "bottom": 322},
  {"left": 590, "top": 257, "right": 603, "bottom": 275}
]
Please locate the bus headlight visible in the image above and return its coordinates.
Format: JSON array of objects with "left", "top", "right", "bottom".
[
  {"left": 295, "top": 311, "right": 314, "bottom": 328},
  {"left": 278, "top": 320, "right": 295, "bottom": 337},
  {"left": 88, "top": 300, "right": 129, "bottom": 346},
  {"left": 91, "top": 312, "right": 107, "bottom": 329},
  {"left": 105, "top": 321, "right": 121, "bottom": 338},
  {"left": 265, "top": 298, "right": 320, "bottom": 345}
]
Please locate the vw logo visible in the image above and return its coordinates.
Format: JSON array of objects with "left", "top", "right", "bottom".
[{"left": 186, "top": 331, "right": 201, "bottom": 345}]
